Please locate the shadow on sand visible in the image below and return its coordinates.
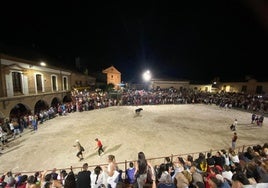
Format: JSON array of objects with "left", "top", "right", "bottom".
[{"left": 84, "top": 144, "right": 122, "bottom": 160}]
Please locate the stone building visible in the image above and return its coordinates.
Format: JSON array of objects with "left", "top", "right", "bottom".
[
  {"left": 0, "top": 54, "right": 95, "bottom": 121},
  {"left": 102, "top": 66, "right": 121, "bottom": 90}
]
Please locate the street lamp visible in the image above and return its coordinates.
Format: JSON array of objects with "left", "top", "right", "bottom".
[
  {"left": 142, "top": 70, "right": 151, "bottom": 91},
  {"left": 143, "top": 70, "right": 151, "bottom": 82},
  {"left": 40, "top": 61, "right": 46, "bottom": 66}
]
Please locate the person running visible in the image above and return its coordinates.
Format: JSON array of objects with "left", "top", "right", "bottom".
[
  {"left": 230, "top": 119, "right": 238, "bottom": 131},
  {"left": 73, "top": 140, "right": 85, "bottom": 161},
  {"left": 95, "top": 138, "right": 104, "bottom": 156}
]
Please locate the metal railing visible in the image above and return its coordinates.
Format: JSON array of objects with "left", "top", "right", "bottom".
[{"left": 1, "top": 143, "right": 262, "bottom": 178}]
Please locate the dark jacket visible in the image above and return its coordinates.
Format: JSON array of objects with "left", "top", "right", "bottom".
[{"left": 76, "top": 170, "right": 91, "bottom": 188}]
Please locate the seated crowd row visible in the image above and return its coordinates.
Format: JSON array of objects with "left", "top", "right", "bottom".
[{"left": 0, "top": 143, "right": 267, "bottom": 188}]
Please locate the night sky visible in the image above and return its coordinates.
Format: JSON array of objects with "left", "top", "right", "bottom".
[{"left": 1, "top": 1, "right": 268, "bottom": 83}]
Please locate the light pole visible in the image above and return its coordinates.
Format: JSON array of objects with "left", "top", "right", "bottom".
[
  {"left": 142, "top": 70, "right": 151, "bottom": 91},
  {"left": 40, "top": 61, "right": 46, "bottom": 67}
]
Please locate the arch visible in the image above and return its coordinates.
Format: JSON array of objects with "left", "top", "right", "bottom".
[
  {"left": 34, "top": 100, "right": 49, "bottom": 115},
  {"left": 51, "top": 97, "right": 61, "bottom": 108},
  {"left": 63, "top": 94, "right": 72, "bottom": 103},
  {"left": 9, "top": 103, "right": 31, "bottom": 119},
  {"left": 0, "top": 111, "right": 5, "bottom": 124}
]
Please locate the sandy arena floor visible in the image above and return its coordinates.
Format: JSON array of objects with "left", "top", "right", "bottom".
[{"left": 0, "top": 104, "right": 267, "bottom": 175}]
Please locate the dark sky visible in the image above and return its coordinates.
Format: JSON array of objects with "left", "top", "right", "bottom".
[{"left": 1, "top": 1, "right": 268, "bottom": 83}]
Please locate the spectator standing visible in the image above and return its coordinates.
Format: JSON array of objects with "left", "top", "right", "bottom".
[
  {"left": 174, "top": 170, "right": 192, "bottom": 188},
  {"left": 189, "top": 165, "right": 204, "bottom": 187},
  {"left": 59, "top": 170, "right": 67, "bottom": 187},
  {"left": 258, "top": 115, "right": 264, "bottom": 127},
  {"left": 26, "top": 175, "right": 40, "bottom": 188},
  {"left": 9, "top": 120, "right": 15, "bottom": 138},
  {"left": 212, "top": 151, "right": 225, "bottom": 169},
  {"left": 221, "top": 149, "right": 230, "bottom": 167},
  {"left": 221, "top": 165, "right": 233, "bottom": 183},
  {"left": 13, "top": 120, "right": 21, "bottom": 138},
  {"left": 90, "top": 165, "right": 105, "bottom": 188},
  {"left": 76, "top": 163, "right": 91, "bottom": 188},
  {"left": 32, "top": 115, "right": 38, "bottom": 132},
  {"left": 0, "top": 126, "right": 8, "bottom": 150},
  {"left": 125, "top": 161, "right": 136, "bottom": 185},
  {"left": 64, "top": 169, "right": 76, "bottom": 188},
  {"left": 172, "top": 157, "right": 185, "bottom": 179},
  {"left": 106, "top": 154, "right": 119, "bottom": 188},
  {"left": 228, "top": 149, "right": 240, "bottom": 167},
  {"left": 194, "top": 152, "right": 206, "bottom": 172},
  {"left": 251, "top": 113, "right": 256, "bottom": 124},
  {"left": 255, "top": 115, "right": 259, "bottom": 125},
  {"left": 232, "top": 132, "right": 238, "bottom": 150},
  {"left": 134, "top": 151, "right": 156, "bottom": 188},
  {"left": 39, "top": 111, "right": 44, "bottom": 124},
  {"left": 156, "top": 163, "right": 172, "bottom": 184}
]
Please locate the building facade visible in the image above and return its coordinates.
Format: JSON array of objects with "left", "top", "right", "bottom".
[
  {"left": 215, "top": 79, "right": 268, "bottom": 95},
  {"left": 131, "top": 77, "right": 268, "bottom": 95},
  {"left": 102, "top": 66, "right": 121, "bottom": 90},
  {"left": 150, "top": 79, "right": 190, "bottom": 90},
  {"left": 0, "top": 54, "right": 95, "bottom": 121}
]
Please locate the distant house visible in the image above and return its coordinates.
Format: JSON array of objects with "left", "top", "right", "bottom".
[
  {"left": 102, "top": 66, "right": 121, "bottom": 90},
  {"left": 215, "top": 78, "right": 268, "bottom": 94},
  {"left": 150, "top": 78, "right": 190, "bottom": 90},
  {"left": 145, "top": 77, "right": 268, "bottom": 95}
]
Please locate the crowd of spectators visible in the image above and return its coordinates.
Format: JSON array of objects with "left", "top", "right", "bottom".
[
  {"left": 1, "top": 88, "right": 267, "bottom": 188},
  {"left": 71, "top": 88, "right": 268, "bottom": 114},
  {"left": 1, "top": 88, "right": 267, "bottom": 140},
  {"left": 0, "top": 143, "right": 267, "bottom": 187}
]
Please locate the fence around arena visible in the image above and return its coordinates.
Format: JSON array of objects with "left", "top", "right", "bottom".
[{"left": 1, "top": 143, "right": 262, "bottom": 179}]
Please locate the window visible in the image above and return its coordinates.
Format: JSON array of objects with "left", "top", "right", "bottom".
[
  {"left": 12, "top": 72, "right": 22, "bottom": 93},
  {"left": 63, "top": 77, "right": 67, "bottom": 90},
  {"left": 52, "top": 75, "right": 57, "bottom": 91},
  {"left": 36, "top": 74, "right": 43, "bottom": 92}
]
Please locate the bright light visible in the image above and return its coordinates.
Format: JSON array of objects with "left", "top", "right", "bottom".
[
  {"left": 143, "top": 70, "right": 151, "bottom": 82},
  {"left": 40, "top": 62, "right": 46, "bottom": 66}
]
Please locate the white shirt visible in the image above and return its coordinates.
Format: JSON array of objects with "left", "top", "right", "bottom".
[
  {"left": 222, "top": 170, "right": 233, "bottom": 182},
  {"left": 90, "top": 171, "right": 105, "bottom": 188}
]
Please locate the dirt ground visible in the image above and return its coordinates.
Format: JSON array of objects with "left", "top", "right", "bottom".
[{"left": 0, "top": 104, "right": 267, "bottom": 175}]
